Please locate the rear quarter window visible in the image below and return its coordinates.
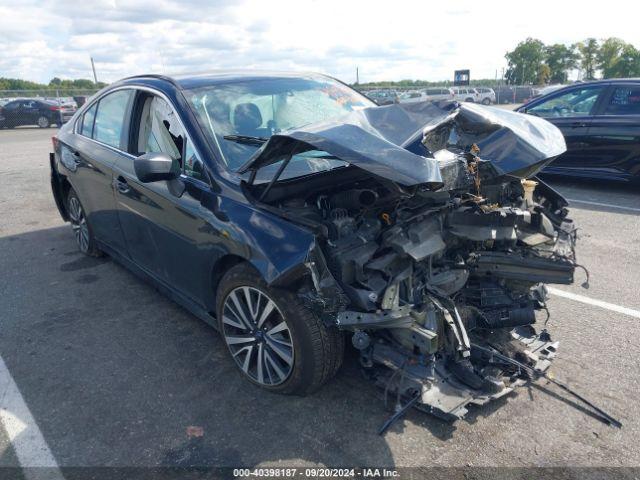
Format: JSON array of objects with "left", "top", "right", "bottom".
[{"left": 80, "top": 103, "right": 97, "bottom": 137}]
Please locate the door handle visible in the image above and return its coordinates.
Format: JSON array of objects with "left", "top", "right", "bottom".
[
  {"left": 570, "top": 121, "right": 588, "bottom": 128},
  {"left": 115, "top": 176, "right": 131, "bottom": 194}
]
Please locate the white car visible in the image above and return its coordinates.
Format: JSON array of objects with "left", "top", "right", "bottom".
[
  {"left": 397, "top": 91, "right": 427, "bottom": 104},
  {"left": 452, "top": 87, "right": 480, "bottom": 103},
  {"left": 475, "top": 87, "right": 496, "bottom": 105},
  {"left": 424, "top": 87, "right": 455, "bottom": 102}
]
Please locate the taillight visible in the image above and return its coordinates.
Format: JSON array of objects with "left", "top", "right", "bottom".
[
  {"left": 52, "top": 136, "right": 59, "bottom": 151},
  {"left": 49, "top": 105, "right": 61, "bottom": 111}
]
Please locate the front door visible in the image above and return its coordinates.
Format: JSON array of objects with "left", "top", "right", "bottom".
[
  {"left": 525, "top": 85, "right": 607, "bottom": 175},
  {"left": 113, "top": 91, "right": 214, "bottom": 304}
]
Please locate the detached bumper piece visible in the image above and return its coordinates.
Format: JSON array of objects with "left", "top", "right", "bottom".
[{"left": 369, "top": 326, "right": 558, "bottom": 423}]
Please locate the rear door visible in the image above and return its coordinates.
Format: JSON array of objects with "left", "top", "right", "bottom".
[
  {"left": 20, "top": 100, "right": 39, "bottom": 125},
  {"left": 60, "top": 89, "right": 134, "bottom": 254},
  {"left": 581, "top": 83, "right": 640, "bottom": 181},
  {"left": 524, "top": 84, "right": 608, "bottom": 174}
]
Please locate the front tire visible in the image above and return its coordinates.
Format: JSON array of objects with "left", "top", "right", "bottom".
[
  {"left": 216, "top": 263, "right": 344, "bottom": 395},
  {"left": 67, "top": 188, "right": 102, "bottom": 257}
]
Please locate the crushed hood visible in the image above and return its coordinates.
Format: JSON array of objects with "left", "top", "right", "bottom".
[{"left": 238, "top": 101, "right": 566, "bottom": 187}]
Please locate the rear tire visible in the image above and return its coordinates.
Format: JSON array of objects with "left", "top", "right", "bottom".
[
  {"left": 482, "top": 98, "right": 491, "bottom": 105},
  {"left": 66, "top": 188, "right": 102, "bottom": 257},
  {"left": 216, "top": 263, "right": 344, "bottom": 395},
  {"left": 37, "top": 116, "right": 50, "bottom": 128}
]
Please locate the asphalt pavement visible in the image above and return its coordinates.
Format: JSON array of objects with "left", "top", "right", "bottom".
[{"left": 0, "top": 126, "right": 639, "bottom": 471}]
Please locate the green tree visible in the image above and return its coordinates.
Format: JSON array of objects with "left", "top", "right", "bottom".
[
  {"left": 611, "top": 44, "right": 640, "bottom": 77},
  {"left": 578, "top": 38, "right": 599, "bottom": 79},
  {"left": 72, "top": 79, "right": 98, "bottom": 88},
  {"left": 545, "top": 43, "right": 578, "bottom": 83},
  {"left": 505, "top": 38, "right": 546, "bottom": 84},
  {"left": 597, "top": 37, "right": 626, "bottom": 78}
]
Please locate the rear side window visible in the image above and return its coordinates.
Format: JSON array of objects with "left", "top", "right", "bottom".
[
  {"left": 604, "top": 87, "right": 640, "bottom": 115},
  {"left": 93, "top": 90, "right": 134, "bottom": 149},
  {"left": 81, "top": 103, "right": 97, "bottom": 137}
]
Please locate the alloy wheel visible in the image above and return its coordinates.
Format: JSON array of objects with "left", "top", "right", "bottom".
[
  {"left": 68, "top": 196, "right": 90, "bottom": 253},
  {"left": 222, "top": 286, "right": 294, "bottom": 386},
  {"left": 37, "top": 116, "right": 50, "bottom": 128}
]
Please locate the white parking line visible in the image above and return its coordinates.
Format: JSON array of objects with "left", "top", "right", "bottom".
[
  {"left": 547, "top": 287, "right": 640, "bottom": 319},
  {"left": 566, "top": 198, "right": 640, "bottom": 213},
  {"left": 0, "top": 355, "right": 64, "bottom": 480}
]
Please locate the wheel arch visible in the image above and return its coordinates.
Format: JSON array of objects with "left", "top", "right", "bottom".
[
  {"left": 206, "top": 251, "right": 316, "bottom": 316},
  {"left": 207, "top": 253, "right": 252, "bottom": 317}
]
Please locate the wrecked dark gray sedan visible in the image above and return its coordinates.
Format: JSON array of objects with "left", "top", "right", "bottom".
[{"left": 50, "top": 71, "right": 579, "bottom": 424}]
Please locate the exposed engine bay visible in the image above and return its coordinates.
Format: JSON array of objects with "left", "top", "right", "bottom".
[{"left": 241, "top": 101, "right": 584, "bottom": 422}]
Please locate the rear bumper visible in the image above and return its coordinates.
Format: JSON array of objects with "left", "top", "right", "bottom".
[{"left": 50, "top": 152, "right": 69, "bottom": 221}]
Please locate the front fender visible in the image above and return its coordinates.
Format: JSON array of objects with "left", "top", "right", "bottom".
[{"left": 211, "top": 195, "right": 317, "bottom": 287}]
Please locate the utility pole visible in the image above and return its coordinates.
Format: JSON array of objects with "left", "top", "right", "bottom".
[
  {"left": 356, "top": 67, "right": 359, "bottom": 85},
  {"left": 90, "top": 57, "right": 98, "bottom": 84}
]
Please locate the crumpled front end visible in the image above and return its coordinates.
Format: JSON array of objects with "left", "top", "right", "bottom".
[
  {"left": 244, "top": 101, "right": 578, "bottom": 421},
  {"left": 312, "top": 172, "right": 576, "bottom": 421}
]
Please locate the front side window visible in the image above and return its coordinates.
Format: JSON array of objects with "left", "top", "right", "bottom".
[
  {"left": 186, "top": 76, "right": 372, "bottom": 173},
  {"left": 603, "top": 86, "right": 640, "bottom": 115},
  {"left": 183, "top": 141, "right": 204, "bottom": 180},
  {"left": 93, "top": 90, "right": 134, "bottom": 148},
  {"left": 528, "top": 86, "right": 605, "bottom": 118},
  {"left": 137, "top": 95, "right": 204, "bottom": 181},
  {"left": 137, "top": 96, "right": 183, "bottom": 161}
]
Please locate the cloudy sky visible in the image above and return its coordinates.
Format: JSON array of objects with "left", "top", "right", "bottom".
[{"left": 1, "top": 0, "right": 639, "bottom": 84}]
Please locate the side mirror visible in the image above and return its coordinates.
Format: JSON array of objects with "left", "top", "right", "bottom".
[{"left": 134, "top": 152, "right": 180, "bottom": 183}]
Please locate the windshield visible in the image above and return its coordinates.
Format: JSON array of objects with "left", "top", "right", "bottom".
[{"left": 185, "top": 76, "right": 373, "bottom": 175}]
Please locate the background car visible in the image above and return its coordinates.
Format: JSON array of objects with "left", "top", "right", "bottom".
[
  {"left": 494, "top": 85, "right": 537, "bottom": 104},
  {"left": 423, "top": 87, "right": 455, "bottom": 102},
  {"left": 0, "top": 98, "right": 74, "bottom": 128},
  {"left": 366, "top": 89, "right": 397, "bottom": 105},
  {"left": 397, "top": 90, "right": 428, "bottom": 103},
  {"left": 451, "top": 87, "right": 479, "bottom": 102},
  {"left": 518, "top": 79, "right": 640, "bottom": 182},
  {"left": 475, "top": 87, "right": 496, "bottom": 105}
]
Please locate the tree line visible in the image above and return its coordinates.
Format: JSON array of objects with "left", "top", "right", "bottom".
[
  {"left": 0, "top": 77, "right": 107, "bottom": 91},
  {"left": 506, "top": 37, "right": 640, "bottom": 85}
]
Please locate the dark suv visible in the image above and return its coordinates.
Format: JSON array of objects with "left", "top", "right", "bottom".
[
  {"left": 518, "top": 79, "right": 640, "bottom": 182},
  {"left": 50, "top": 71, "right": 577, "bottom": 421}
]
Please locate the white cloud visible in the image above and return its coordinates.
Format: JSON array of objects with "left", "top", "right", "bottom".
[{"left": 0, "top": 0, "right": 639, "bottom": 84}]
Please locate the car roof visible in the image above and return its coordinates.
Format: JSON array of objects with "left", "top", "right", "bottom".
[{"left": 119, "top": 70, "right": 335, "bottom": 90}]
